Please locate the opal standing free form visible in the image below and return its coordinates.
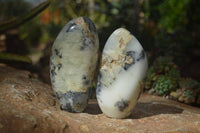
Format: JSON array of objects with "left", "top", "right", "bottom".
[
  {"left": 50, "top": 17, "right": 99, "bottom": 112},
  {"left": 96, "top": 28, "right": 148, "bottom": 118}
]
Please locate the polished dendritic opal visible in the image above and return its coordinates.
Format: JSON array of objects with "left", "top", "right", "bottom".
[
  {"left": 96, "top": 28, "right": 148, "bottom": 118},
  {"left": 50, "top": 17, "right": 99, "bottom": 112}
]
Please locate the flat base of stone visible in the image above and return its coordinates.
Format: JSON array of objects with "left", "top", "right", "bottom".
[{"left": 0, "top": 64, "right": 199, "bottom": 133}]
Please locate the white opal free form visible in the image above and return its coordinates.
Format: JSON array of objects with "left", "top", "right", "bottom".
[
  {"left": 96, "top": 28, "right": 148, "bottom": 118},
  {"left": 50, "top": 17, "right": 99, "bottom": 112}
]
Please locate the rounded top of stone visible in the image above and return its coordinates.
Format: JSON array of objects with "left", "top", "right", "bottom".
[
  {"left": 113, "top": 28, "right": 130, "bottom": 36},
  {"left": 103, "top": 28, "right": 133, "bottom": 53},
  {"left": 65, "top": 17, "right": 96, "bottom": 33},
  {"left": 54, "top": 17, "right": 97, "bottom": 44}
]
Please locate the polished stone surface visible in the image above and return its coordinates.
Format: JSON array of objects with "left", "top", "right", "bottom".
[
  {"left": 97, "top": 28, "right": 148, "bottom": 118},
  {"left": 50, "top": 17, "right": 99, "bottom": 112}
]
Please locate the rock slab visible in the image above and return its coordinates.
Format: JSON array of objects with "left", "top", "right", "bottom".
[{"left": 0, "top": 64, "right": 199, "bottom": 133}]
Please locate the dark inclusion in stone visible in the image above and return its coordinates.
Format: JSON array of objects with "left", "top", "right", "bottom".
[
  {"left": 80, "top": 17, "right": 96, "bottom": 51},
  {"left": 96, "top": 82, "right": 102, "bottom": 103},
  {"left": 83, "top": 17, "right": 96, "bottom": 32},
  {"left": 50, "top": 60, "right": 56, "bottom": 83},
  {"left": 82, "top": 75, "right": 89, "bottom": 85},
  {"left": 123, "top": 50, "right": 146, "bottom": 71},
  {"left": 66, "top": 23, "right": 77, "bottom": 32},
  {"left": 55, "top": 91, "right": 64, "bottom": 100},
  {"left": 114, "top": 99, "right": 130, "bottom": 112},
  {"left": 80, "top": 33, "right": 95, "bottom": 51},
  {"left": 137, "top": 50, "right": 145, "bottom": 61},
  {"left": 96, "top": 72, "right": 102, "bottom": 93},
  {"left": 57, "top": 91, "right": 89, "bottom": 112},
  {"left": 124, "top": 51, "right": 136, "bottom": 70},
  {"left": 96, "top": 72, "right": 102, "bottom": 101},
  {"left": 57, "top": 63, "right": 62, "bottom": 70},
  {"left": 126, "top": 51, "right": 136, "bottom": 58},
  {"left": 50, "top": 61, "right": 62, "bottom": 82},
  {"left": 54, "top": 49, "right": 62, "bottom": 58},
  {"left": 50, "top": 65, "right": 57, "bottom": 77},
  {"left": 96, "top": 81, "right": 101, "bottom": 96},
  {"left": 80, "top": 38, "right": 90, "bottom": 50},
  {"left": 96, "top": 82, "right": 101, "bottom": 94}
]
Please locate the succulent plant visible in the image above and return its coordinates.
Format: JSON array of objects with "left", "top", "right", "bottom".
[
  {"left": 179, "top": 89, "right": 195, "bottom": 104},
  {"left": 145, "top": 56, "right": 200, "bottom": 106},
  {"left": 166, "top": 67, "right": 181, "bottom": 80},
  {"left": 170, "top": 78, "right": 200, "bottom": 105},
  {"left": 179, "top": 78, "right": 200, "bottom": 90},
  {"left": 145, "top": 56, "right": 180, "bottom": 92},
  {"left": 153, "top": 56, "right": 180, "bottom": 75},
  {"left": 145, "top": 66, "right": 158, "bottom": 90},
  {"left": 149, "top": 75, "right": 177, "bottom": 96}
]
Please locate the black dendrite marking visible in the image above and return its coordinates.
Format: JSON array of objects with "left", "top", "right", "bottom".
[
  {"left": 114, "top": 99, "right": 130, "bottom": 112},
  {"left": 82, "top": 75, "right": 89, "bottom": 85},
  {"left": 50, "top": 60, "right": 55, "bottom": 82},
  {"left": 137, "top": 50, "right": 145, "bottom": 61},
  {"left": 80, "top": 28, "right": 95, "bottom": 50},
  {"left": 126, "top": 51, "right": 136, "bottom": 58},
  {"left": 124, "top": 51, "right": 136, "bottom": 70},
  {"left": 123, "top": 50, "right": 146, "bottom": 71},
  {"left": 57, "top": 63, "right": 62, "bottom": 70},
  {"left": 96, "top": 71, "right": 102, "bottom": 91},
  {"left": 96, "top": 81, "right": 102, "bottom": 103},
  {"left": 59, "top": 91, "right": 89, "bottom": 112},
  {"left": 96, "top": 72, "right": 103, "bottom": 102},
  {"left": 55, "top": 92, "right": 64, "bottom": 100},
  {"left": 50, "top": 65, "right": 57, "bottom": 77},
  {"left": 54, "top": 49, "right": 62, "bottom": 58},
  {"left": 96, "top": 81, "right": 101, "bottom": 94},
  {"left": 83, "top": 17, "right": 96, "bottom": 32},
  {"left": 80, "top": 35, "right": 94, "bottom": 50},
  {"left": 80, "top": 38, "right": 89, "bottom": 50}
]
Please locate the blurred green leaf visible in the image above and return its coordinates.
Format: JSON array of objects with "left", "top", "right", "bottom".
[
  {"left": 0, "top": 52, "right": 32, "bottom": 63},
  {"left": 0, "top": 1, "right": 50, "bottom": 33}
]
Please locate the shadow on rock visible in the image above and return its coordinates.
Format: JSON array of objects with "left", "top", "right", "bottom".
[
  {"left": 130, "top": 102, "right": 184, "bottom": 119},
  {"left": 84, "top": 99, "right": 102, "bottom": 115},
  {"left": 84, "top": 100, "right": 184, "bottom": 117}
]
